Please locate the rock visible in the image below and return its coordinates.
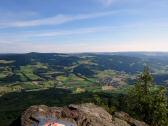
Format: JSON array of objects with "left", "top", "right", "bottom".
[
  {"left": 20, "top": 103, "right": 148, "bottom": 126},
  {"left": 114, "top": 112, "right": 149, "bottom": 126}
]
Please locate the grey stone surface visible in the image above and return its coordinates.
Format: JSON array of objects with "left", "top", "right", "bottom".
[{"left": 21, "top": 103, "right": 148, "bottom": 126}]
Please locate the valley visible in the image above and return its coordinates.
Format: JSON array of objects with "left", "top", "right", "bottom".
[
  {"left": 0, "top": 52, "right": 168, "bottom": 125},
  {"left": 0, "top": 52, "right": 168, "bottom": 96}
]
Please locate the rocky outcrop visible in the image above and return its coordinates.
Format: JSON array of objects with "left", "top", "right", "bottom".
[
  {"left": 114, "top": 112, "right": 149, "bottom": 126},
  {"left": 20, "top": 103, "right": 148, "bottom": 126}
]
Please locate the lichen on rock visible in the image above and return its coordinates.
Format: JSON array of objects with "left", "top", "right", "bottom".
[{"left": 20, "top": 103, "right": 148, "bottom": 126}]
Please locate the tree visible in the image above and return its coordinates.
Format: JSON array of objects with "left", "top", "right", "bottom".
[
  {"left": 138, "top": 66, "right": 153, "bottom": 94},
  {"left": 127, "top": 67, "right": 168, "bottom": 126}
]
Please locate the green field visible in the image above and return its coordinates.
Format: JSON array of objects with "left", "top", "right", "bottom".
[{"left": 0, "top": 53, "right": 168, "bottom": 125}]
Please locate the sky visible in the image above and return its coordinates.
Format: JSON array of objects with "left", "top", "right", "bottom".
[{"left": 0, "top": 0, "right": 168, "bottom": 53}]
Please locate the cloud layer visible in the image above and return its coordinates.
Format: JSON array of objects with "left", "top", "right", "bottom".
[{"left": 0, "top": 11, "right": 119, "bottom": 28}]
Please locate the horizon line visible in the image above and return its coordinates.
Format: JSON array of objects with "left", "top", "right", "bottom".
[{"left": 1, "top": 51, "right": 168, "bottom": 55}]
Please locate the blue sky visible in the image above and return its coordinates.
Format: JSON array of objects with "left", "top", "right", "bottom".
[{"left": 0, "top": 0, "right": 168, "bottom": 53}]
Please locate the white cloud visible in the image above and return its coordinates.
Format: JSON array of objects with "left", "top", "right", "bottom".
[
  {"left": 97, "top": 0, "right": 115, "bottom": 6},
  {"left": 1, "top": 20, "right": 167, "bottom": 38},
  {"left": 31, "top": 26, "right": 112, "bottom": 37},
  {"left": 0, "top": 11, "right": 119, "bottom": 28}
]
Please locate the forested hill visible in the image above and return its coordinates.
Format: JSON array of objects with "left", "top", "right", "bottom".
[{"left": 0, "top": 52, "right": 168, "bottom": 87}]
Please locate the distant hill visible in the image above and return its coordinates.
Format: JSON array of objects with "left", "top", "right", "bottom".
[{"left": 0, "top": 52, "right": 168, "bottom": 87}]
